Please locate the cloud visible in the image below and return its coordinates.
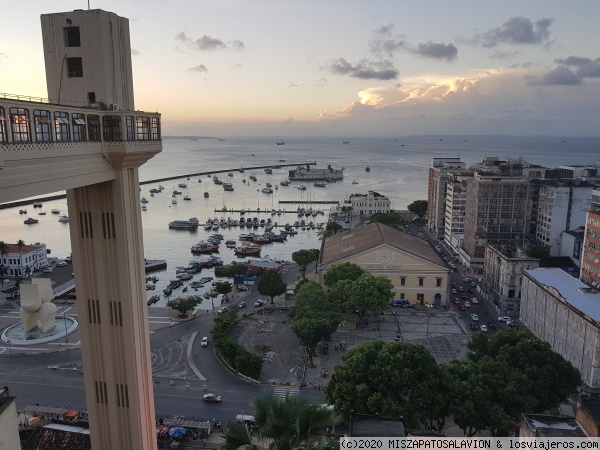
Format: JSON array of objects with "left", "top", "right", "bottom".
[
  {"left": 326, "top": 58, "right": 399, "bottom": 80},
  {"left": 175, "top": 32, "right": 229, "bottom": 51},
  {"left": 131, "top": 49, "right": 140, "bottom": 56},
  {"left": 229, "top": 40, "right": 246, "bottom": 51},
  {"left": 186, "top": 65, "right": 208, "bottom": 74},
  {"left": 415, "top": 42, "right": 458, "bottom": 61},
  {"left": 472, "top": 17, "right": 553, "bottom": 48},
  {"left": 489, "top": 49, "right": 522, "bottom": 60},
  {"left": 527, "top": 55, "right": 600, "bottom": 85},
  {"left": 229, "top": 64, "right": 242, "bottom": 70},
  {"left": 369, "top": 24, "right": 457, "bottom": 61},
  {"left": 287, "top": 82, "right": 302, "bottom": 88}
]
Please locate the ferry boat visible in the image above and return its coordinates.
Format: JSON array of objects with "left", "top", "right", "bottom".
[
  {"left": 145, "top": 259, "right": 167, "bottom": 272},
  {"left": 234, "top": 242, "right": 262, "bottom": 256},
  {"left": 168, "top": 218, "right": 199, "bottom": 230}
]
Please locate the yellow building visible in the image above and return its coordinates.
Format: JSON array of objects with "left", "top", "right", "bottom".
[{"left": 319, "top": 222, "right": 449, "bottom": 306}]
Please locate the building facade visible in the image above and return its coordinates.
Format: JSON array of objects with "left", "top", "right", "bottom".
[
  {"left": 481, "top": 244, "right": 539, "bottom": 318},
  {"left": 427, "top": 158, "right": 468, "bottom": 240},
  {"left": 521, "top": 268, "right": 600, "bottom": 387},
  {"left": 581, "top": 211, "right": 600, "bottom": 291},
  {"left": 1, "top": 9, "right": 162, "bottom": 450},
  {"left": 461, "top": 173, "right": 529, "bottom": 271},
  {"left": 319, "top": 222, "right": 449, "bottom": 306},
  {"left": 444, "top": 174, "right": 468, "bottom": 247},
  {"left": 535, "top": 183, "right": 592, "bottom": 256},
  {"left": 0, "top": 243, "right": 49, "bottom": 277},
  {"left": 350, "top": 191, "right": 391, "bottom": 216}
]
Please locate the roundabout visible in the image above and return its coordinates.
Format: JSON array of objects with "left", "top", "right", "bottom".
[{"left": 1, "top": 316, "right": 79, "bottom": 346}]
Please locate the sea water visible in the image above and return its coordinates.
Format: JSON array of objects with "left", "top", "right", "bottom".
[{"left": 1, "top": 135, "right": 598, "bottom": 306}]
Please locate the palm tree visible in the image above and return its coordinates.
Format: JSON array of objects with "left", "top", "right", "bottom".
[
  {"left": 222, "top": 395, "right": 338, "bottom": 450},
  {"left": 0, "top": 265, "right": 7, "bottom": 290},
  {"left": 0, "top": 241, "right": 8, "bottom": 290},
  {"left": 15, "top": 239, "right": 25, "bottom": 288}
]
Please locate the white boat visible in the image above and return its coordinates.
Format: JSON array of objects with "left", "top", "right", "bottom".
[
  {"left": 24, "top": 217, "right": 39, "bottom": 224},
  {"left": 33, "top": 201, "right": 43, "bottom": 208},
  {"left": 296, "top": 184, "right": 306, "bottom": 190},
  {"left": 314, "top": 182, "right": 327, "bottom": 187},
  {"left": 261, "top": 187, "right": 273, "bottom": 194},
  {"left": 171, "top": 197, "right": 177, "bottom": 205},
  {"left": 58, "top": 215, "right": 69, "bottom": 223},
  {"left": 51, "top": 208, "right": 60, "bottom": 214},
  {"left": 178, "top": 183, "right": 188, "bottom": 188},
  {"left": 169, "top": 218, "right": 199, "bottom": 230}
]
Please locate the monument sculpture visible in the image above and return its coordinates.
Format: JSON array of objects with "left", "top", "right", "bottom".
[{"left": 19, "top": 278, "right": 57, "bottom": 332}]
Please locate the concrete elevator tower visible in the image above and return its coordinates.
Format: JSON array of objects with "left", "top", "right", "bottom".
[{"left": 1, "top": 9, "right": 162, "bottom": 450}]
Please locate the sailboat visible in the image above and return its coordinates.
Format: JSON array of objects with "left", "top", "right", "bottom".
[
  {"left": 221, "top": 195, "right": 227, "bottom": 211},
  {"left": 183, "top": 189, "right": 191, "bottom": 201}
]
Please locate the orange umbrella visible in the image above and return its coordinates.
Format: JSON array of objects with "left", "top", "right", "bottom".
[{"left": 28, "top": 417, "right": 41, "bottom": 426}]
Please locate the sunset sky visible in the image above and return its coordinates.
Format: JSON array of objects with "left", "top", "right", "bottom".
[{"left": 1, "top": 0, "right": 599, "bottom": 137}]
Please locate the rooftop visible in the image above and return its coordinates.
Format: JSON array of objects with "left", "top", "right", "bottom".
[{"left": 524, "top": 268, "right": 600, "bottom": 323}]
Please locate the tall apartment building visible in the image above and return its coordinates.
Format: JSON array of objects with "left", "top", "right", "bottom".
[
  {"left": 536, "top": 182, "right": 593, "bottom": 256},
  {"left": 581, "top": 210, "right": 600, "bottom": 290},
  {"left": 444, "top": 174, "right": 469, "bottom": 246},
  {"left": 427, "top": 158, "right": 469, "bottom": 240},
  {"left": 461, "top": 172, "right": 529, "bottom": 271},
  {"left": 592, "top": 188, "right": 600, "bottom": 211},
  {"left": 1, "top": 9, "right": 162, "bottom": 449},
  {"left": 482, "top": 243, "right": 539, "bottom": 317}
]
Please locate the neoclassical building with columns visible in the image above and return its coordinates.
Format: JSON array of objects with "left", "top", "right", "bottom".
[
  {"left": 1, "top": 9, "right": 161, "bottom": 450},
  {"left": 319, "top": 222, "right": 449, "bottom": 306}
]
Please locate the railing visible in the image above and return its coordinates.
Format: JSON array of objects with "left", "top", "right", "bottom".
[{"left": 0, "top": 92, "right": 50, "bottom": 104}]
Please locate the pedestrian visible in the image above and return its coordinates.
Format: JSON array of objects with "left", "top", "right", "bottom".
[{"left": 202, "top": 438, "right": 206, "bottom": 447}]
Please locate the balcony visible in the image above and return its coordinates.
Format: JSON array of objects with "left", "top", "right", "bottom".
[{"left": 0, "top": 94, "right": 162, "bottom": 202}]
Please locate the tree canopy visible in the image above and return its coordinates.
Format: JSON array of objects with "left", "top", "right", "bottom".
[
  {"left": 292, "top": 249, "right": 317, "bottom": 278},
  {"left": 323, "top": 262, "right": 364, "bottom": 288},
  {"left": 524, "top": 243, "right": 550, "bottom": 260},
  {"left": 214, "top": 281, "right": 233, "bottom": 302},
  {"left": 330, "top": 273, "right": 394, "bottom": 319},
  {"left": 320, "top": 221, "right": 343, "bottom": 238},
  {"left": 324, "top": 341, "right": 441, "bottom": 427},
  {"left": 222, "top": 395, "right": 338, "bottom": 450},
  {"left": 257, "top": 270, "right": 287, "bottom": 304},
  {"left": 166, "top": 295, "right": 203, "bottom": 317},
  {"left": 407, "top": 200, "right": 428, "bottom": 218}
]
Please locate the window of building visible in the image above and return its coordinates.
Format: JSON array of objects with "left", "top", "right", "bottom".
[
  {"left": 399, "top": 293, "right": 405, "bottom": 299},
  {"left": 103, "top": 115, "right": 122, "bottom": 141},
  {"left": 436, "top": 278, "right": 442, "bottom": 287},
  {"left": 34, "top": 110, "right": 52, "bottom": 142},
  {"left": 9, "top": 107, "right": 31, "bottom": 142},
  {"left": 418, "top": 277, "right": 424, "bottom": 287},
  {"left": 88, "top": 115, "right": 101, "bottom": 141},
  {"left": 54, "top": 112, "right": 71, "bottom": 141},
  {"left": 0, "top": 107, "right": 8, "bottom": 143},
  {"left": 136, "top": 116, "right": 149, "bottom": 140},
  {"left": 151, "top": 117, "right": 160, "bottom": 140},
  {"left": 64, "top": 26, "right": 81, "bottom": 47},
  {"left": 400, "top": 277, "right": 406, "bottom": 286},
  {"left": 88, "top": 92, "right": 96, "bottom": 104},
  {"left": 66, "top": 57, "right": 83, "bottom": 77},
  {"left": 126, "top": 116, "right": 135, "bottom": 141},
  {"left": 72, "top": 113, "right": 87, "bottom": 141}
]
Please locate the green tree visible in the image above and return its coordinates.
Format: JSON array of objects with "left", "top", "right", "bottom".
[
  {"left": 324, "top": 341, "right": 441, "bottom": 427},
  {"left": 0, "top": 241, "right": 8, "bottom": 290},
  {"left": 292, "top": 249, "right": 317, "bottom": 278},
  {"left": 229, "top": 262, "right": 250, "bottom": 277},
  {"left": 293, "top": 281, "right": 328, "bottom": 303},
  {"left": 222, "top": 395, "right": 338, "bottom": 450},
  {"left": 0, "top": 265, "right": 7, "bottom": 290},
  {"left": 323, "top": 262, "right": 364, "bottom": 288},
  {"left": 15, "top": 239, "right": 25, "bottom": 288},
  {"left": 524, "top": 243, "right": 550, "bottom": 260},
  {"left": 407, "top": 200, "right": 428, "bottom": 218},
  {"left": 166, "top": 295, "right": 203, "bottom": 318},
  {"left": 340, "top": 206, "right": 353, "bottom": 215},
  {"left": 292, "top": 317, "right": 338, "bottom": 367},
  {"left": 330, "top": 273, "right": 394, "bottom": 320},
  {"left": 214, "top": 281, "right": 233, "bottom": 302},
  {"left": 370, "top": 213, "right": 405, "bottom": 229},
  {"left": 257, "top": 270, "right": 287, "bottom": 304},
  {"left": 468, "top": 329, "right": 581, "bottom": 427},
  {"left": 320, "top": 221, "right": 343, "bottom": 238}
]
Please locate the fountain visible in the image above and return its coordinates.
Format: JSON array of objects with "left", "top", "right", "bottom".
[{"left": 0, "top": 279, "right": 78, "bottom": 345}]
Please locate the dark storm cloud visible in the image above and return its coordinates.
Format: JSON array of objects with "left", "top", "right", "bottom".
[
  {"left": 186, "top": 65, "right": 208, "bottom": 73},
  {"left": 176, "top": 32, "right": 243, "bottom": 51},
  {"left": 416, "top": 42, "right": 458, "bottom": 61},
  {"left": 555, "top": 56, "right": 600, "bottom": 78},
  {"left": 326, "top": 58, "right": 399, "bottom": 80},
  {"left": 475, "top": 17, "right": 553, "bottom": 48},
  {"left": 369, "top": 24, "right": 457, "bottom": 61},
  {"left": 528, "top": 55, "right": 600, "bottom": 86}
]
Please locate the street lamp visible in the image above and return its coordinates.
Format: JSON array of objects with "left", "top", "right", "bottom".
[
  {"left": 63, "top": 311, "right": 68, "bottom": 347},
  {"left": 425, "top": 304, "right": 434, "bottom": 338}
]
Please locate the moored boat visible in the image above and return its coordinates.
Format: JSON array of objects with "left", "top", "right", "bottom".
[
  {"left": 169, "top": 218, "right": 199, "bottom": 229},
  {"left": 24, "top": 217, "right": 39, "bottom": 224},
  {"left": 58, "top": 215, "right": 69, "bottom": 223}
]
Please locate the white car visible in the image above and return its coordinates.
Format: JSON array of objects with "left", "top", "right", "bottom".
[
  {"left": 201, "top": 337, "right": 209, "bottom": 347},
  {"left": 254, "top": 299, "right": 265, "bottom": 307},
  {"left": 471, "top": 297, "right": 479, "bottom": 304},
  {"left": 217, "top": 307, "right": 228, "bottom": 314},
  {"left": 57, "top": 261, "right": 68, "bottom": 267},
  {"left": 43, "top": 267, "right": 53, "bottom": 273},
  {"left": 238, "top": 301, "right": 246, "bottom": 308},
  {"left": 237, "top": 285, "right": 249, "bottom": 291},
  {"left": 480, "top": 324, "right": 488, "bottom": 332},
  {"left": 470, "top": 313, "right": 479, "bottom": 321},
  {"left": 498, "top": 316, "right": 511, "bottom": 322}
]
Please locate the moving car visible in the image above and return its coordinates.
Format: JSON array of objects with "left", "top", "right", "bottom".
[
  {"left": 254, "top": 299, "right": 265, "bottom": 307},
  {"left": 470, "top": 313, "right": 479, "bottom": 321},
  {"left": 459, "top": 304, "right": 467, "bottom": 311},
  {"left": 43, "top": 267, "right": 53, "bottom": 273},
  {"left": 488, "top": 322, "right": 496, "bottom": 329},
  {"left": 57, "top": 261, "right": 68, "bottom": 267},
  {"left": 471, "top": 297, "right": 479, "bottom": 304},
  {"left": 238, "top": 301, "right": 246, "bottom": 308},
  {"left": 464, "top": 301, "right": 470, "bottom": 308},
  {"left": 201, "top": 337, "right": 209, "bottom": 347},
  {"left": 469, "top": 323, "right": 478, "bottom": 330},
  {"left": 237, "top": 285, "right": 249, "bottom": 291},
  {"left": 498, "top": 316, "right": 511, "bottom": 322},
  {"left": 480, "top": 324, "right": 488, "bottom": 332},
  {"left": 203, "top": 393, "right": 222, "bottom": 403},
  {"left": 217, "top": 307, "right": 228, "bottom": 314}
]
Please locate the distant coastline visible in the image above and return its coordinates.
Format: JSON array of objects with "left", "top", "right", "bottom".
[{"left": 162, "top": 135, "right": 220, "bottom": 140}]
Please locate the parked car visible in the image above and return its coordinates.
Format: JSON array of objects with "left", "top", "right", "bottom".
[
  {"left": 498, "top": 316, "right": 511, "bottom": 322},
  {"left": 43, "top": 267, "right": 53, "bottom": 273},
  {"left": 254, "top": 299, "right": 265, "bottom": 307},
  {"left": 217, "top": 307, "right": 228, "bottom": 314},
  {"left": 203, "top": 393, "right": 222, "bottom": 403},
  {"left": 469, "top": 323, "right": 478, "bottom": 330},
  {"left": 463, "top": 277, "right": 472, "bottom": 282},
  {"left": 201, "top": 337, "right": 209, "bottom": 347},
  {"left": 471, "top": 297, "right": 479, "bottom": 304},
  {"left": 480, "top": 324, "right": 488, "bottom": 332},
  {"left": 470, "top": 313, "right": 479, "bottom": 321},
  {"left": 237, "top": 285, "right": 249, "bottom": 291},
  {"left": 238, "top": 301, "right": 246, "bottom": 308},
  {"left": 57, "top": 261, "right": 68, "bottom": 267}
]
